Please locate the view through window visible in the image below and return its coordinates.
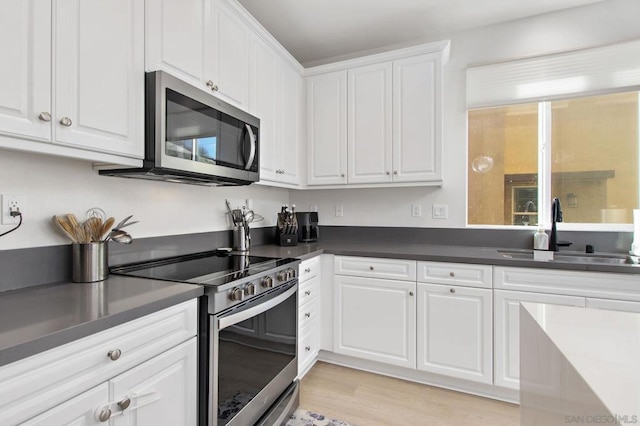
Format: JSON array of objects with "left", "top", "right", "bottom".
[{"left": 468, "top": 92, "right": 639, "bottom": 227}]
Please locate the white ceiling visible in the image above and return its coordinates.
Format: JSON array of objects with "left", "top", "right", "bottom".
[{"left": 237, "top": 0, "right": 606, "bottom": 66}]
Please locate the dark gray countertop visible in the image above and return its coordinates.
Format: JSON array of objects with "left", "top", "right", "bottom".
[
  {"left": 249, "top": 241, "right": 640, "bottom": 274},
  {"left": 0, "top": 276, "right": 203, "bottom": 367}
]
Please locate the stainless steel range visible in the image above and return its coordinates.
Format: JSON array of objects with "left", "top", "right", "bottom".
[{"left": 111, "top": 251, "right": 301, "bottom": 426}]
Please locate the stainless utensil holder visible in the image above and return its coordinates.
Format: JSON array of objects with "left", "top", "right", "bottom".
[
  {"left": 72, "top": 242, "right": 108, "bottom": 283},
  {"left": 233, "top": 225, "right": 250, "bottom": 252}
]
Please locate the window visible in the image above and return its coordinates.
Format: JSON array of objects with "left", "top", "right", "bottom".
[{"left": 468, "top": 91, "right": 639, "bottom": 227}]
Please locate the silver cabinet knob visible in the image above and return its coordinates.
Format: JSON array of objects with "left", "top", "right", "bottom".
[
  {"left": 305, "top": 312, "right": 311, "bottom": 318},
  {"left": 450, "top": 288, "right": 456, "bottom": 293},
  {"left": 107, "top": 349, "right": 122, "bottom": 361},
  {"left": 341, "top": 174, "right": 345, "bottom": 178},
  {"left": 393, "top": 171, "right": 398, "bottom": 175},
  {"left": 386, "top": 171, "right": 390, "bottom": 175},
  {"left": 98, "top": 408, "right": 111, "bottom": 422},
  {"left": 206, "top": 80, "right": 214, "bottom": 88},
  {"left": 305, "top": 268, "right": 311, "bottom": 273},
  {"left": 305, "top": 290, "right": 311, "bottom": 296},
  {"left": 449, "top": 272, "right": 455, "bottom": 277},
  {"left": 369, "top": 266, "right": 374, "bottom": 271},
  {"left": 305, "top": 346, "right": 311, "bottom": 351},
  {"left": 409, "top": 291, "right": 414, "bottom": 296},
  {"left": 118, "top": 397, "right": 131, "bottom": 411},
  {"left": 212, "top": 84, "right": 219, "bottom": 92},
  {"left": 38, "top": 112, "right": 51, "bottom": 122},
  {"left": 59, "top": 117, "right": 72, "bottom": 127}
]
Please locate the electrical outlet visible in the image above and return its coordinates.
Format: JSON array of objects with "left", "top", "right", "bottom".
[
  {"left": 432, "top": 204, "right": 449, "bottom": 219},
  {"left": 2, "top": 194, "right": 25, "bottom": 225},
  {"left": 411, "top": 204, "right": 422, "bottom": 218},
  {"left": 335, "top": 204, "right": 344, "bottom": 217}
]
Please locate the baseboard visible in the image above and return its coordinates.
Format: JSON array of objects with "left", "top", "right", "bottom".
[{"left": 317, "top": 350, "right": 520, "bottom": 404}]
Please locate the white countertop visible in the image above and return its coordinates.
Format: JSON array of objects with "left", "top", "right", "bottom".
[{"left": 521, "top": 302, "right": 640, "bottom": 417}]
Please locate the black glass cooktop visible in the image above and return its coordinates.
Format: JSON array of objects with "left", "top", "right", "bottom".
[{"left": 110, "top": 251, "right": 296, "bottom": 287}]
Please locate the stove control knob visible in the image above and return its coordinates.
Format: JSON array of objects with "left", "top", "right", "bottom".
[
  {"left": 262, "top": 276, "right": 274, "bottom": 288},
  {"left": 277, "top": 271, "right": 288, "bottom": 282},
  {"left": 230, "top": 287, "right": 244, "bottom": 301},
  {"left": 246, "top": 283, "right": 256, "bottom": 296},
  {"left": 287, "top": 268, "right": 297, "bottom": 280}
]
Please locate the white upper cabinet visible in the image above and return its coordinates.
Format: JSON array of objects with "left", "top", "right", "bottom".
[
  {"left": 0, "top": 0, "right": 51, "bottom": 142},
  {"left": 305, "top": 41, "right": 448, "bottom": 188},
  {"left": 276, "top": 59, "right": 302, "bottom": 185},
  {"left": 307, "top": 70, "right": 348, "bottom": 186},
  {"left": 145, "top": 0, "right": 209, "bottom": 85},
  {"left": 146, "top": 0, "right": 250, "bottom": 110},
  {"left": 0, "top": 0, "right": 144, "bottom": 162},
  {"left": 54, "top": 0, "right": 144, "bottom": 158},
  {"left": 209, "top": 0, "right": 250, "bottom": 108},
  {"left": 347, "top": 62, "right": 393, "bottom": 184},
  {"left": 393, "top": 53, "right": 441, "bottom": 182}
]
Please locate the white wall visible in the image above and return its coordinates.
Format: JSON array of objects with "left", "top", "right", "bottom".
[
  {"left": 291, "top": 0, "right": 640, "bottom": 228},
  {"left": 0, "top": 149, "right": 289, "bottom": 250}
]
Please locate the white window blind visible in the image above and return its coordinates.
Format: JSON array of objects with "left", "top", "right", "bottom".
[{"left": 466, "top": 39, "right": 640, "bottom": 108}]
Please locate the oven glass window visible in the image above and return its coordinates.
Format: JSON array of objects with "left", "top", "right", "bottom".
[
  {"left": 165, "top": 89, "right": 258, "bottom": 172},
  {"left": 217, "top": 291, "right": 296, "bottom": 425}
]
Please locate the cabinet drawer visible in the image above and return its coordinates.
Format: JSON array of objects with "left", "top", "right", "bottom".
[
  {"left": 299, "top": 295, "right": 320, "bottom": 329},
  {"left": 335, "top": 256, "right": 416, "bottom": 281},
  {"left": 299, "top": 256, "right": 321, "bottom": 283},
  {"left": 299, "top": 274, "right": 320, "bottom": 306},
  {"left": 418, "top": 262, "right": 492, "bottom": 289},
  {"left": 0, "top": 299, "right": 197, "bottom": 425},
  {"left": 298, "top": 321, "right": 320, "bottom": 375}
]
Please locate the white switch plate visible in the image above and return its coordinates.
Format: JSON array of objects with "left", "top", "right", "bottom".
[
  {"left": 335, "top": 204, "right": 344, "bottom": 217},
  {"left": 1, "top": 194, "right": 25, "bottom": 225},
  {"left": 411, "top": 204, "right": 422, "bottom": 217},
  {"left": 432, "top": 204, "right": 448, "bottom": 219}
]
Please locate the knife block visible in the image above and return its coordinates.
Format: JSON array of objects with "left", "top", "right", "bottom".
[{"left": 276, "top": 212, "right": 298, "bottom": 246}]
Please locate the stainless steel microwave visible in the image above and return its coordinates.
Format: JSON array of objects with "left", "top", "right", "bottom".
[{"left": 100, "top": 71, "right": 260, "bottom": 185}]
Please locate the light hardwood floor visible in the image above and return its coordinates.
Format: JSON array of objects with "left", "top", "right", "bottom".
[{"left": 299, "top": 362, "right": 519, "bottom": 426}]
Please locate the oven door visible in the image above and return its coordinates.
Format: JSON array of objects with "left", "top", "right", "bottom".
[{"left": 211, "top": 280, "right": 298, "bottom": 426}]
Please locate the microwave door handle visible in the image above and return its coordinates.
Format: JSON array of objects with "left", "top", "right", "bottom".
[
  {"left": 218, "top": 283, "right": 296, "bottom": 330},
  {"left": 244, "top": 123, "right": 256, "bottom": 170}
]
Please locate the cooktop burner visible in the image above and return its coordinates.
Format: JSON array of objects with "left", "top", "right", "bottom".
[{"left": 110, "top": 251, "right": 297, "bottom": 288}]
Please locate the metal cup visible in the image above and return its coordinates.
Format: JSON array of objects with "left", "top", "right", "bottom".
[{"left": 72, "top": 242, "right": 108, "bottom": 283}]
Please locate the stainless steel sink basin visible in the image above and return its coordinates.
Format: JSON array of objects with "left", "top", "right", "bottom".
[{"left": 497, "top": 249, "right": 638, "bottom": 265}]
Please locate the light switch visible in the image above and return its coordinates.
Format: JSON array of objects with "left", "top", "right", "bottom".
[
  {"left": 335, "top": 204, "right": 343, "bottom": 217},
  {"left": 432, "top": 204, "right": 448, "bottom": 219}
]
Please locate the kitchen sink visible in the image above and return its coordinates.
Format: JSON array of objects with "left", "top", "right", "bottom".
[{"left": 497, "top": 249, "right": 639, "bottom": 265}]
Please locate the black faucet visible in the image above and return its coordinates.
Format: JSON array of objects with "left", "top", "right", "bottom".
[{"left": 549, "top": 197, "right": 572, "bottom": 251}]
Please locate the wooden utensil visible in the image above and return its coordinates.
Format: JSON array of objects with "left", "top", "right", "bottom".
[
  {"left": 101, "top": 217, "right": 115, "bottom": 241},
  {"left": 52, "top": 216, "right": 78, "bottom": 243}
]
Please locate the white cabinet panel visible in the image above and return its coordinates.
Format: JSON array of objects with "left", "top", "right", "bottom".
[
  {"left": 145, "top": 0, "right": 209, "bottom": 85},
  {"left": 0, "top": 0, "right": 50, "bottom": 141},
  {"left": 334, "top": 275, "right": 416, "bottom": 368},
  {"left": 586, "top": 298, "right": 640, "bottom": 313},
  {"left": 210, "top": 0, "right": 249, "bottom": 108},
  {"left": 276, "top": 60, "right": 302, "bottom": 185},
  {"left": 417, "top": 283, "right": 492, "bottom": 384},
  {"left": 54, "top": 0, "right": 144, "bottom": 158},
  {"left": 417, "top": 261, "right": 492, "bottom": 288},
  {"left": 347, "top": 62, "right": 392, "bottom": 184},
  {"left": 21, "top": 383, "right": 108, "bottom": 426},
  {"left": 307, "top": 71, "right": 348, "bottom": 185},
  {"left": 393, "top": 53, "right": 441, "bottom": 182},
  {"left": 334, "top": 256, "right": 416, "bottom": 281},
  {"left": 494, "top": 290, "right": 585, "bottom": 390},
  {"left": 111, "top": 339, "right": 198, "bottom": 426}
]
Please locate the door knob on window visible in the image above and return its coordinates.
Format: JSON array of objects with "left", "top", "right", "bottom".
[
  {"left": 59, "top": 117, "right": 72, "bottom": 127},
  {"left": 38, "top": 112, "right": 51, "bottom": 122}
]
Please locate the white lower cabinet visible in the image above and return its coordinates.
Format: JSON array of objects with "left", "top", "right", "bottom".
[
  {"left": 417, "top": 283, "right": 492, "bottom": 384},
  {"left": 297, "top": 257, "right": 322, "bottom": 378},
  {"left": 333, "top": 274, "right": 416, "bottom": 368},
  {"left": 493, "top": 290, "right": 585, "bottom": 390}
]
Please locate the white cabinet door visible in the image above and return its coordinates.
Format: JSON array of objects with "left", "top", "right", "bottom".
[
  {"left": 276, "top": 60, "right": 302, "bottom": 185},
  {"left": 417, "top": 283, "right": 492, "bottom": 384},
  {"left": 393, "top": 53, "right": 441, "bottom": 182},
  {"left": 54, "top": 0, "right": 144, "bottom": 158},
  {"left": 250, "top": 36, "right": 278, "bottom": 182},
  {"left": 145, "top": 0, "right": 209, "bottom": 87},
  {"left": 210, "top": 0, "right": 249, "bottom": 109},
  {"left": 347, "top": 62, "right": 392, "bottom": 184},
  {"left": 494, "top": 290, "right": 585, "bottom": 390},
  {"left": 586, "top": 298, "right": 640, "bottom": 313},
  {"left": 110, "top": 338, "right": 198, "bottom": 426},
  {"left": 307, "top": 71, "right": 348, "bottom": 186},
  {"left": 334, "top": 275, "right": 416, "bottom": 368},
  {"left": 0, "top": 0, "right": 51, "bottom": 142},
  {"left": 21, "top": 383, "right": 108, "bottom": 426}
]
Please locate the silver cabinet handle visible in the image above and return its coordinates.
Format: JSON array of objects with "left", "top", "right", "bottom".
[
  {"left": 206, "top": 80, "right": 214, "bottom": 88},
  {"left": 449, "top": 272, "right": 455, "bottom": 277},
  {"left": 97, "top": 408, "right": 111, "bottom": 422},
  {"left": 107, "top": 349, "right": 122, "bottom": 361},
  {"left": 59, "top": 116, "right": 72, "bottom": 127},
  {"left": 305, "top": 346, "right": 311, "bottom": 351},
  {"left": 386, "top": 171, "right": 390, "bottom": 175},
  {"left": 409, "top": 291, "right": 414, "bottom": 296},
  {"left": 341, "top": 173, "right": 345, "bottom": 178},
  {"left": 305, "top": 312, "right": 311, "bottom": 318},
  {"left": 212, "top": 84, "right": 219, "bottom": 92},
  {"left": 305, "top": 268, "right": 311, "bottom": 273},
  {"left": 450, "top": 288, "right": 456, "bottom": 293},
  {"left": 118, "top": 398, "right": 131, "bottom": 411},
  {"left": 393, "top": 171, "right": 398, "bottom": 175},
  {"left": 305, "top": 290, "right": 311, "bottom": 296},
  {"left": 38, "top": 112, "right": 51, "bottom": 122}
]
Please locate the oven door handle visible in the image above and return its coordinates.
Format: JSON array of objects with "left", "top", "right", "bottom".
[{"left": 218, "top": 284, "right": 296, "bottom": 330}]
